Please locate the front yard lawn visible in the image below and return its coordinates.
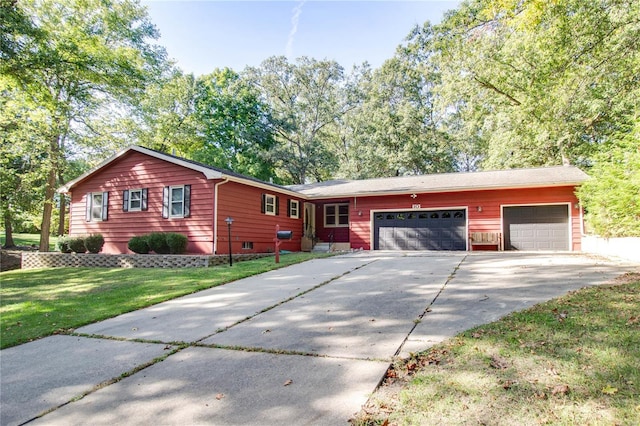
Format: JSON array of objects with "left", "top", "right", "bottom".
[
  {"left": 353, "top": 273, "right": 640, "bottom": 425},
  {"left": 0, "top": 253, "right": 327, "bottom": 349}
]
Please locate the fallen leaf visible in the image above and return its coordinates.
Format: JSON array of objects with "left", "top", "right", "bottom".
[
  {"left": 502, "top": 379, "right": 517, "bottom": 390},
  {"left": 602, "top": 385, "right": 618, "bottom": 395},
  {"left": 627, "top": 316, "right": 639, "bottom": 325},
  {"left": 381, "top": 420, "right": 390, "bottom": 426},
  {"left": 283, "top": 379, "right": 293, "bottom": 386},
  {"left": 490, "top": 355, "right": 509, "bottom": 370},
  {"left": 551, "top": 384, "right": 570, "bottom": 395},
  {"left": 215, "top": 393, "right": 224, "bottom": 400}
]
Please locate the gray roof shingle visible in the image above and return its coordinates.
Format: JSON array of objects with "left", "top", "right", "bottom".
[{"left": 287, "top": 166, "right": 588, "bottom": 198}]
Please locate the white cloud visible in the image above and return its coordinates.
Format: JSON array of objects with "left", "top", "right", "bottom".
[{"left": 286, "top": 0, "right": 306, "bottom": 59}]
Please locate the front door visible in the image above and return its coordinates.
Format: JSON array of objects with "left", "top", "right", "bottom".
[{"left": 301, "top": 202, "right": 316, "bottom": 251}]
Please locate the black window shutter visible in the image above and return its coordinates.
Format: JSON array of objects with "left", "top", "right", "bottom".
[
  {"left": 184, "top": 185, "right": 191, "bottom": 218},
  {"left": 260, "top": 194, "right": 266, "bottom": 214},
  {"left": 275, "top": 196, "right": 280, "bottom": 216},
  {"left": 141, "top": 188, "right": 148, "bottom": 211},
  {"left": 287, "top": 199, "right": 291, "bottom": 217},
  {"left": 162, "top": 186, "right": 169, "bottom": 218},
  {"left": 123, "top": 190, "right": 129, "bottom": 212},
  {"left": 85, "top": 193, "right": 92, "bottom": 221},
  {"left": 101, "top": 192, "right": 109, "bottom": 221}
]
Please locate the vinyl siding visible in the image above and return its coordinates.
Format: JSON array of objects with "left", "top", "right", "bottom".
[{"left": 314, "top": 186, "right": 582, "bottom": 251}]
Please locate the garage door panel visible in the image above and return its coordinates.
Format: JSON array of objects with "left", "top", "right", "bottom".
[
  {"left": 374, "top": 209, "right": 466, "bottom": 251},
  {"left": 504, "top": 206, "right": 569, "bottom": 251}
]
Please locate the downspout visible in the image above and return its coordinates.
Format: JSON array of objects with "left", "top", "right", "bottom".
[{"left": 213, "top": 178, "right": 229, "bottom": 254}]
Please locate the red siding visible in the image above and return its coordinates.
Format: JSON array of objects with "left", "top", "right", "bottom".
[
  {"left": 314, "top": 186, "right": 582, "bottom": 251},
  {"left": 69, "top": 151, "right": 215, "bottom": 254},
  {"left": 313, "top": 201, "right": 350, "bottom": 243},
  {"left": 215, "top": 181, "right": 304, "bottom": 254},
  {"left": 68, "top": 151, "right": 304, "bottom": 254}
]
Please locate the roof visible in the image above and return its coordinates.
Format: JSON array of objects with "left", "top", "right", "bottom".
[
  {"left": 287, "top": 166, "right": 589, "bottom": 199},
  {"left": 58, "top": 145, "right": 300, "bottom": 197},
  {"left": 59, "top": 145, "right": 588, "bottom": 199}
]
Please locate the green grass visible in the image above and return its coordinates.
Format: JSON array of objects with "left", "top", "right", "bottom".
[
  {"left": 0, "top": 252, "right": 329, "bottom": 349},
  {"left": 1, "top": 233, "right": 55, "bottom": 251},
  {"left": 354, "top": 273, "right": 640, "bottom": 426}
]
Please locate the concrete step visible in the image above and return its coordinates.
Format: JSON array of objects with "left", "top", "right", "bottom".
[{"left": 312, "top": 242, "right": 331, "bottom": 253}]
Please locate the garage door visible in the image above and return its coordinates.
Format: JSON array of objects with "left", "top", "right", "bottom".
[
  {"left": 503, "top": 205, "right": 569, "bottom": 251},
  {"left": 374, "top": 210, "right": 466, "bottom": 250}
]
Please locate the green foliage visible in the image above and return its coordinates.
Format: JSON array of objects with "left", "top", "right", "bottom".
[
  {"left": 2, "top": 0, "right": 167, "bottom": 251},
  {"left": 245, "top": 56, "right": 350, "bottom": 184},
  {"left": 577, "top": 124, "right": 640, "bottom": 237},
  {"left": 146, "top": 232, "right": 170, "bottom": 254},
  {"left": 428, "top": 0, "right": 640, "bottom": 169},
  {"left": 68, "top": 237, "right": 86, "bottom": 253},
  {"left": 84, "top": 234, "right": 105, "bottom": 254},
  {"left": 165, "top": 232, "right": 188, "bottom": 254},
  {"left": 127, "top": 235, "right": 150, "bottom": 254},
  {"left": 56, "top": 235, "right": 72, "bottom": 253}
]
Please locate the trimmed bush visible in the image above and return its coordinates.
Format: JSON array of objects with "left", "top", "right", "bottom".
[
  {"left": 128, "top": 236, "right": 150, "bottom": 254},
  {"left": 68, "top": 237, "right": 87, "bottom": 253},
  {"left": 166, "top": 232, "right": 188, "bottom": 254},
  {"left": 84, "top": 234, "right": 105, "bottom": 253},
  {"left": 56, "top": 235, "right": 72, "bottom": 253},
  {"left": 147, "top": 232, "right": 170, "bottom": 254}
]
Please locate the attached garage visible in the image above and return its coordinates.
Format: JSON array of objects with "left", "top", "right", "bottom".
[
  {"left": 503, "top": 205, "right": 570, "bottom": 251},
  {"left": 373, "top": 209, "right": 467, "bottom": 251}
]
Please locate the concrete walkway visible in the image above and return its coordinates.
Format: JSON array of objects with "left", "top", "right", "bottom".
[{"left": 1, "top": 252, "right": 635, "bottom": 425}]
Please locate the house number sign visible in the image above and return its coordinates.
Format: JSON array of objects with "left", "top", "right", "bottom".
[{"left": 412, "top": 204, "right": 421, "bottom": 209}]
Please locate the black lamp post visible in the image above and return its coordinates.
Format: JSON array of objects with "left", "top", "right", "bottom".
[{"left": 225, "top": 216, "right": 234, "bottom": 266}]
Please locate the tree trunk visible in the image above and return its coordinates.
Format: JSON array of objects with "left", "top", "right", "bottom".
[
  {"left": 3, "top": 209, "right": 15, "bottom": 248},
  {"left": 39, "top": 165, "right": 57, "bottom": 252}
]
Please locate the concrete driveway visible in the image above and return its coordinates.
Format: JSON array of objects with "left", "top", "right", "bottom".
[{"left": 1, "top": 252, "right": 634, "bottom": 425}]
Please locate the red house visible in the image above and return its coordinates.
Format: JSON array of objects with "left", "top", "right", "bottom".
[{"left": 59, "top": 146, "right": 588, "bottom": 254}]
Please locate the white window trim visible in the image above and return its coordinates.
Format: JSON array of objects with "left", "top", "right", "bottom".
[
  {"left": 290, "top": 200, "right": 300, "bottom": 219},
  {"left": 90, "top": 193, "right": 104, "bottom": 221},
  {"left": 324, "top": 203, "right": 349, "bottom": 228},
  {"left": 128, "top": 188, "right": 143, "bottom": 212},
  {"left": 170, "top": 185, "right": 185, "bottom": 218},
  {"left": 264, "top": 193, "right": 276, "bottom": 216}
]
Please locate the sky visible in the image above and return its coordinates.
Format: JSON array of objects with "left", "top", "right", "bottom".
[{"left": 142, "top": 0, "right": 462, "bottom": 76}]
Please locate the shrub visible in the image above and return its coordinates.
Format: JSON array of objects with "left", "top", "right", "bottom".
[
  {"left": 166, "top": 232, "right": 188, "bottom": 254},
  {"left": 68, "top": 237, "right": 87, "bottom": 253},
  {"left": 128, "top": 236, "right": 150, "bottom": 254},
  {"left": 147, "top": 232, "right": 170, "bottom": 254},
  {"left": 84, "top": 234, "right": 105, "bottom": 253},
  {"left": 56, "top": 235, "right": 72, "bottom": 253}
]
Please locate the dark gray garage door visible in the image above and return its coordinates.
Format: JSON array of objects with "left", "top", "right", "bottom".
[
  {"left": 374, "top": 210, "right": 466, "bottom": 250},
  {"left": 503, "top": 205, "right": 569, "bottom": 251}
]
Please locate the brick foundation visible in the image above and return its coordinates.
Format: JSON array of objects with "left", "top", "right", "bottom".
[{"left": 21, "top": 252, "right": 274, "bottom": 269}]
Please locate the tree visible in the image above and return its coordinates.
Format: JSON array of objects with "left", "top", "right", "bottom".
[
  {"left": 191, "top": 68, "right": 276, "bottom": 181},
  {"left": 431, "top": 0, "right": 640, "bottom": 169},
  {"left": 3, "top": 0, "right": 166, "bottom": 251},
  {"left": 577, "top": 122, "right": 640, "bottom": 237},
  {"left": 245, "top": 56, "right": 353, "bottom": 184}
]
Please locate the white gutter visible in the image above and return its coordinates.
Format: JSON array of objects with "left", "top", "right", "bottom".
[{"left": 212, "top": 178, "right": 229, "bottom": 254}]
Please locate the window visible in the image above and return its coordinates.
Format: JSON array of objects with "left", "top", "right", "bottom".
[
  {"left": 324, "top": 203, "right": 349, "bottom": 227},
  {"left": 122, "top": 188, "right": 148, "bottom": 212},
  {"left": 242, "top": 242, "right": 254, "bottom": 250},
  {"left": 162, "top": 185, "right": 191, "bottom": 219},
  {"left": 85, "top": 192, "right": 108, "bottom": 222},
  {"left": 288, "top": 199, "right": 300, "bottom": 219},
  {"left": 261, "top": 193, "right": 279, "bottom": 216}
]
